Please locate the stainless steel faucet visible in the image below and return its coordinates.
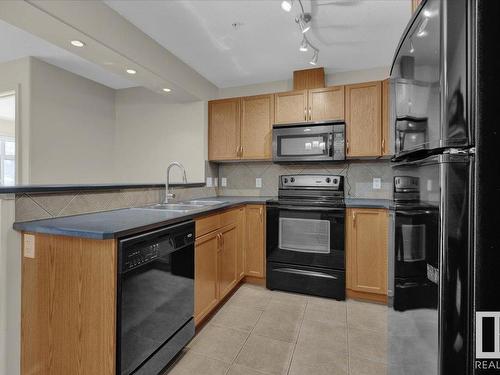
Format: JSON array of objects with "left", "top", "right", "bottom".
[{"left": 165, "top": 162, "right": 187, "bottom": 203}]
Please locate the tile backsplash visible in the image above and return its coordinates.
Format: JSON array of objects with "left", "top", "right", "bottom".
[{"left": 217, "top": 160, "right": 393, "bottom": 199}]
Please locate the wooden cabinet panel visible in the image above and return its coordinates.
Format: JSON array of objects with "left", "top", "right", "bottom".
[
  {"left": 237, "top": 207, "right": 246, "bottom": 280},
  {"left": 241, "top": 94, "right": 274, "bottom": 160},
  {"left": 245, "top": 205, "right": 265, "bottom": 278},
  {"left": 308, "top": 86, "right": 345, "bottom": 122},
  {"left": 293, "top": 67, "right": 325, "bottom": 90},
  {"left": 195, "top": 232, "right": 219, "bottom": 324},
  {"left": 218, "top": 224, "right": 238, "bottom": 300},
  {"left": 381, "top": 79, "right": 391, "bottom": 157},
  {"left": 208, "top": 98, "right": 241, "bottom": 160},
  {"left": 412, "top": 0, "right": 422, "bottom": 13},
  {"left": 21, "top": 234, "right": 116, "bottom": 375},
  {"left": 196, "top": 213, "right": 221, "bottom": 238},
  {"left": 345, "top": 81, "right": 382, "bottom": 157},
  {"left": 274, "top": 90, "right": 308, "bottom": 125},
  {"left": 346, "top": 208, "right": 388, "bottom": 297}
]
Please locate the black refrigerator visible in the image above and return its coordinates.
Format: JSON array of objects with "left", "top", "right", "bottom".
[{"left": 389, "top": 0, "right": 500, "bottom": 374}]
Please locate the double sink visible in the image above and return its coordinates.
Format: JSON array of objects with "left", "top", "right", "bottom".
[{"left": 139, "top": 200, "right": 227, "bottom": 213}]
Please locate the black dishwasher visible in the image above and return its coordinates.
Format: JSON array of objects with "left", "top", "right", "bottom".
[{"left": 117, "top": 221, "right": 195, "bottom": 375}]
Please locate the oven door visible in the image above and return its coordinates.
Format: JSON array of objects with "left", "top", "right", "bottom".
[
  {"left": 272, "top": 124, "right": 339, "bottom": 162},
  {"left": 117, "top": 229, "right": 194, "bottom": 375},
  {"left": 266, "top": 204, "right": 345, "bottom": 269}
]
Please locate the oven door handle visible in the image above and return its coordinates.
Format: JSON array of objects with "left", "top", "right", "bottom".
[
  {"left": 268, "top": 204, "right": 345, "bottom": 212},
  {"left": 274, "top": 267, "right": 338, "bottom": 279},
  {"left": 396, "top": 209, "right": 435, "bottom": 216}
]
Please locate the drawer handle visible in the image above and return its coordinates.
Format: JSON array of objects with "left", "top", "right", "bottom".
[{"left": 274, "top": 267, "right": 338, "bottom": 279}]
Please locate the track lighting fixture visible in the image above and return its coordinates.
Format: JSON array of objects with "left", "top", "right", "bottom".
[
  {"left": 299, "top": 37, "right": 308, "bottom": 52},
  {"left": 310, "top": 49, "right": 319, "bottom": 66},
  {"left": 299, "top": 13, "right": 312, "bottom": 34}
]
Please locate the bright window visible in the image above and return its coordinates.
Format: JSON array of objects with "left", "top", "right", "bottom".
[{"left": 0, "top": 92, "right": 16, "bottom": 186}]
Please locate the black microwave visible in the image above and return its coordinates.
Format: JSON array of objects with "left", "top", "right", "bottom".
[{"left": 272, "top": 122, "right": 345, "bottom": 163}]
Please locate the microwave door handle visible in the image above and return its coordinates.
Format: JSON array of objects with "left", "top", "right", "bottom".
[{"left": 327, "top": 134, "right": 333, "bottom": 157}]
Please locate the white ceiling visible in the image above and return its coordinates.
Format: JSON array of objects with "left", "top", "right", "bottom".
[
  {"left": 0, "top": 19, "right": 136, "bottom": 90},
  {"left": 106, "top": 0, "right": 411, "bottom": 88}
]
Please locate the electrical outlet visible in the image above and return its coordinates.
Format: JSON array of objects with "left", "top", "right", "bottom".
[
  {"left": 24, "top": 234, "right": 35, "bottom": 258},
  {"left": 206, "top": 177, "right": 213, "bottom": 187},
  {"left": 221, "top": 177, "right": 227, "bottom": 187},
  {"left": 373, "top": 178, "right": 381, "bottom": 190},
  {"left": 256, "top": 178, "right": 262, "bottom": 188}
]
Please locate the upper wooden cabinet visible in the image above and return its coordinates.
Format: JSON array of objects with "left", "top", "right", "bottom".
[
  {"left": 346, "top": 208, "right": 388, "bottom": 300},
  {"left": 381, "top": 79, "right": 391, "bottom": 157},
  {"left": 293, "top": 67, "right": 325, "bottom": 90},
  {"left": 240, "top": 94, "right": 274, "bottom": 160},
  {"left": 274, "top": 90, "right": 308, "bottom": 124},
  {"left": 308, "top": 86, "right": 345, "bottom": 122},
  {"left": 345, "top": 81, "right": 382, "bottom": 158},
  {"left": 208, "top": 98, "right": 240, "bottom": 160}
]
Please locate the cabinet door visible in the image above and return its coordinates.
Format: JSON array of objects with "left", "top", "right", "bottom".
[
  {"left": 293, "top": 68, "right": 325, "bottom": 90},
  {"left": 274, "top": 90, "right": 308, "bottom": 125},
  {"left": 218, "top": 224, "right": 238, "bottom": 300},
  {"left": 245, "top": 205, "right": 265, "bottom": 278},
  {"left": 241, "top": 94, "right": 274, "bottom": 160},
  {"left": 308, "top": 86, "right": 345, "bottom": 122},
  {"left": 381, "top": 79, "right": 391, "bottom": 157},
  {"left": 208, "top": 98, "right": 241, "bottom": 160},
  {"left": 237, "top": 207, "right": 246, "bottom": 280},
  {"left": 194, "top": 231, "right": 219, "bottom": 324},
  {"left": 346, "top": 208, "right": 388, "bottom": 295},
  {"left": 345, "top": 81, "right": 382, "bottom": 157}
]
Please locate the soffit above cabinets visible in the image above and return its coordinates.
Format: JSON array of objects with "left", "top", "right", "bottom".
[{"left": 106, "top": 0, "right": 411, "bottom": 88}]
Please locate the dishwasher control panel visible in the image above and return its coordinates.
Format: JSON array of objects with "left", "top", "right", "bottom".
[{"left": 124, "top": 243, "right": 160, "bottom": 271}]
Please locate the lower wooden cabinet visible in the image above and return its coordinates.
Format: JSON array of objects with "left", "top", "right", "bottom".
[
  {"left": 346, "top": 208, "right": 388, "bottom": 302},
  {"left": 245, "top": 205, "right": 266, "bottom": 278},
  {"left": 194, "top": 204, "right": 265, "bottom": 325}
]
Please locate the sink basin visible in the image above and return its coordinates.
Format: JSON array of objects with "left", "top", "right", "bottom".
[
  {"left": 184, "top": 200, "right": 226, "bottom": 206},
  {"left": 140, "top": 203, "right": 206, "bottom": 212}
]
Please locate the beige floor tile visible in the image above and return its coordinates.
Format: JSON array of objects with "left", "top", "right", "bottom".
[
  {"left": 252, "top": 306, "right": 302, "bottom": 343},
  {"left": 349, "top": 355, "right": 388, "bottom": 375},
  {"left": 235, "top": 334, "right": 294, "bottom": 375},
  {"left": 298, "top": 318, "right": 348, "bottom": 355},
  {"left": 291, "top": 341, "right": 349, "bottom": 372},
  {"left": 347, "top": 300, "right": 388, "bottom": 333},
  {"left": 264, "top": 299, "right": 306, "bottom": 319},
  {"left": 289, "top": 358, "right": 348, "bottom": 375},
  {"left": 348, "top": 327, "right": 388, "bottom": 364},
  {"left": 211, "top": 305, "right": 263, "bottom": 332},
  {"left": 308, "top": 296, "right": 348, "bottom": 314},
  {"left": 189, "top": 324, "right": 249, "bottom": 362},
  {"left": 226, "top": 364, "right": 272, "bottom": 375},
  {"left": 164, "top": 351, "right": 230, "bottom": 375},
  {"left": 271, "top": 290, "right": 308, "bottom": 306},
  {"left": 226, "top": 285, "right": 273, "bottom": 311},
  {"left": 304, "top": 305, "right": 347, "bottom": 326}
]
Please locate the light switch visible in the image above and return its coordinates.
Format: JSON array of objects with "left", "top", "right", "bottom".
[
  {"left": 206, "top": 177, "right": 213, "bottom": 187},
  {"left": 221, "top": 177, "right": 227, "bottom": 187},
  {"left": 256, "top": 178, "right": 262, "bottom": 188},
  {"left": 427, "top": 179, "right": 432, "bottom": 191},
  {"left": 24, "top": 234, "right": 35, "bottom": 259},
  {"left": 373, "top": 178, "right": 381, "bottom": 190}
]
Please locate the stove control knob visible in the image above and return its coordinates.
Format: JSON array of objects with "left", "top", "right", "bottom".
[
  {"left": 326, "top": 177, "right": 331, "bottom": 183},
  {"left": 284, "top": 178, "right": 288, "bottom": 183},
  {"left": 290, "top": 177, "right": 295, "bottom": 183},
  {"left": 333, "top": 178, "right": 338, "bottom": 184}
]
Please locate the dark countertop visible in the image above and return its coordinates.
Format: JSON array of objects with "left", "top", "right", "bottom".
[
  {"left": 13, "top": 196, "right": 393, "bottom": 240},
  {"left": 0, "top": 182, "right": 204, "bottom": 194},
  {"left": 13, "top": 196, "right": 272, "bottom": 240}
]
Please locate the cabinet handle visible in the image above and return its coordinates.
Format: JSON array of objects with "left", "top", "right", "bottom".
[
  {"left": 259, "top": 207, "right": 263, "bottom": 222},
  {"left": 217, "top": 233, "right": 222, "bottom": 249},
  {"left": 240, "top": 146, "right": 243, "bottom": 157},
  {"left": 304, "top": 107, "right": 307, "bottom": 121},
  {"left": 309, "top": 106, "right": 312, "bottom": 121},
  {"left": 352, "top": 211, "right": 356, "bottom": 228},
  {"left": 346, "top": 140, "right": 350, "bottom": 155},
  {"left": 381, "top": 139, "right": 385, "bottom": 154}
]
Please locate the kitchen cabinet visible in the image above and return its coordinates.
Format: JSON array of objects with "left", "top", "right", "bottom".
[
  {"left": 412, "top": 0, "right": 422, "bottom": 12},
  {"left": 208, "top": 98, "right": 240, "bottom": 160},
  {"left": 237, "top": 206, "right": 246, "bottom": 280},
  {"left": 245, "top": 205, "right": 266, "bottom": 278},
  {"left": 240, "top": 94, "right": 274, "bottom": 160},
  {"left": 381, "top": 78, "right": 392, "bottom": 157},
  {"left": 293, "top": 67, "right": 325, "bottom": 90},
  {"left": 308, "top": 86, "right": 345, "bottom": 122},
  {"left": 345, "top": 81, "right": 383, "bottom": 158},
  {"left": 194, "top": 231, "right": 219, "bottom": 324},
  {"left": 346, "top": 208, "right": 388, "bottom": 303},
  {"left": 217, "top": 223, "right": 238, "bottom": 300},
  {"left": 274, "top": 90, "right": 308, "bottom": 124}
]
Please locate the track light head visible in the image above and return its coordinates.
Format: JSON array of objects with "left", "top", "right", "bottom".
[
  {"left": 281, "top": 0, "right": 292, "bottom": 12},
  {"left": 301, "top": 13, "right": 312, "bottom": 33},
  {"left": 310, "top": 49, "right": 319, "bottom": 65},
  {"left": 299, "top": 37, "right": 308, "bottom": 52}
]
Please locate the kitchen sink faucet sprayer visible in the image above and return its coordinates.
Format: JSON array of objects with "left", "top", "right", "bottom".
[{"left": 165, "top": 162, "right": 187, "bottom": 203}]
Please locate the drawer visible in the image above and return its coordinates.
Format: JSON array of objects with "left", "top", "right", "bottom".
[
  {"left": 220, "top": 207, "right": 240, "bottom": 228},
  {"left": 195, "top": 214, "right": 220, "bottom": 238}
]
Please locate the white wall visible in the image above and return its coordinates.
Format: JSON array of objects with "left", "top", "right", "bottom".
[
  {"left": 218, "top": 66, "right": 390, "bottom": 98},
  {"left": 29, "top": 58, "right": 116, "bottom": 184},
  {"left": 114, "top": 87, "right": 207, "bottom": 183}
]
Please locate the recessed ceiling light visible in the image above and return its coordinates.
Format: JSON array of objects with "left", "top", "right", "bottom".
[
  {"left": 70, "top": 40, "right": 85, "bottom": 48},
  {"left": 281, "top": 0, "right": 292, "bottom": 12},
  {"left": 162, "top": 88, "right": 171, "bottom": 93},
  {"left": 126, "top": 69, "right": 137, "bottom": 75}
]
